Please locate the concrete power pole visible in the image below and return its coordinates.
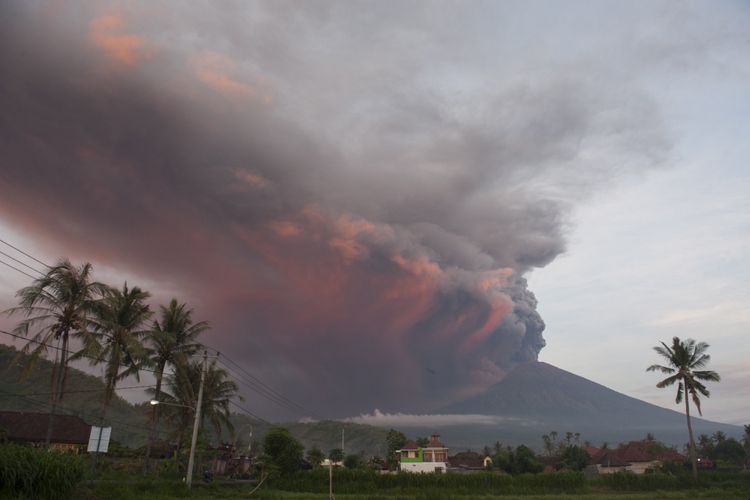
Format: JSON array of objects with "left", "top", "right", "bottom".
[{"left": 186, "top": 350, "right": 208, "bottom": 489}]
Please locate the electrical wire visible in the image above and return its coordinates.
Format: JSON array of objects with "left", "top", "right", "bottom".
[
  {"left": 0, "top": 329, "right": 164, "bottom": 375},
  {"left": 0, "top": 237, "right": 50, "bottom": 268},
  {"left": 0, "top": 258, "right": 38, "bottom": 280},
  {"left": 0, "top": 241, "right": 314, "bottom": 425},
  {"left": 0, "top": 249, "right": 44, "bottom": 276}
]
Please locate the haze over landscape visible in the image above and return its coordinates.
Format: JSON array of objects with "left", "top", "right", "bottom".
[{"left": 1, "top": 0, "right": 748, "bottom": 439}]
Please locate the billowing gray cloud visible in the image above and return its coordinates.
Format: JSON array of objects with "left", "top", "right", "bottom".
[{"left": 0, "top": 1, "right": 676, "bottom": 417}]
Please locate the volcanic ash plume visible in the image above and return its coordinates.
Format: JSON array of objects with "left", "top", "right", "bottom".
[{"left": 0, "top": 1, "right": 668, "bottom": 415}]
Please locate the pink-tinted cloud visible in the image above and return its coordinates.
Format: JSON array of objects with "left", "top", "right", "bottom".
[
  {"left": 234, "top": 169, "right": 271, "bottom": 189},
  {"left": 89, "top": 14, "right": 147, "bottom": 67},
  {"left": 193, "top": 52, "right": 273, "bottom": 103},
  {"left": 0, "top": 1, "right": 668, "bottom": 417}
]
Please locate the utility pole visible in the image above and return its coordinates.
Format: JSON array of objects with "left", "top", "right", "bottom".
[
  {"left": 186, "top": 350, "right": 207, "bottom": 489},
  {"left": 341, "top": 427, "right": 345, "bottom": 455},
  {"left": 328, "top": 460, "right": 334, "bottom": 500}
]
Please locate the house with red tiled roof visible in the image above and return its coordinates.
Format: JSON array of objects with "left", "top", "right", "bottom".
[
  {"left": 584, "top": 445, "right": 601, "bottom": 457},
  {"left": 590, "top": 440, "right": 684, "bottom": 474},
  {"left": 397, "top": 433, "right": 449, "bottom": 473},
  {"left": 0, "top": 411, "right": 91, "bottom": 453}
]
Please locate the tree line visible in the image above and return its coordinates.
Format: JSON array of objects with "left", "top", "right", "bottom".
[{"left": 3, "top": 258, "right": 238, "bottom": 470}]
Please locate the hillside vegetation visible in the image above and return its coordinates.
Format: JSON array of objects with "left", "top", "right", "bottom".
[{"left": 0, "top": 344, "right": 388, "bottom": 455}]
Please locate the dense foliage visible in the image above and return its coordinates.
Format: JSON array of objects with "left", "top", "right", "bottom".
[
  {"left": 0, "top": 444, "right": 84, "bottom": 499},
  {"left": 263, "top": 426, "right": 304, "bottom": 475},
  {"left": 385, "top": 428, "right": 406, "bottom": 469},
  {"left": 558, "top": 445, "right": 591, "bottom": 471},
  {"left": 271, "top": 468, "right": 586, "bottom": 495}
]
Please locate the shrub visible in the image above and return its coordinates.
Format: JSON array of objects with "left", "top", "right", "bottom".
[
  {"left": 269, "top": 468, "right": 586, "bottom": 495},
  {"left": 0, "top": 443, "right": 84, "bottom": 499},
  {"left": 263, "top": 426, "right": 303, "bottom": 476},
  {"left": 596, "top": 471, "right": 681, "bottom": 491}
]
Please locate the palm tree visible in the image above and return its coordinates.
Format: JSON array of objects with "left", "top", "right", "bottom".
[
  {"left": 647, "top": 336, "right": 720, "bottom": 479},
  {"left": 4, "top": 259, "right": 108, "bottom": 445},
  {"left": 143, "top": 299, "right": 208, "bottom": 471},
  {"left": 80, "top": 283, "right": 152, "bottom": 422},
  {"left": 151, "top": 359, "right": 239, "bottom": 452}
]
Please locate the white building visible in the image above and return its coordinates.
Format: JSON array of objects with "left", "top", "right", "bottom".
[{"left": 397, "top": 433, "right": 449, "bottom": 473}]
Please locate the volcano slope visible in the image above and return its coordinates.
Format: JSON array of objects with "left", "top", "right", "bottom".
[{"left": 407, "top": 362, "right": 742, "bottom": 449}]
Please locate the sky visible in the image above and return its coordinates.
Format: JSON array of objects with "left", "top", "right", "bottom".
[{"left": 0, "top": 0, "right": 748, "bottom": 424}]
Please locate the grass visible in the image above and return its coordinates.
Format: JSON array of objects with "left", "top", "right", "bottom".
[
  {"left": 0, "top": 443, "right": 85, "bottom": 499},
  {"left": 255, "top": 492, "right": 748, "bottom": 499},
  {"left": 69, "top": 471, "right": 750, "bottom": 500},
  {"left": 71, "top": 488, "right": 750, "bottom": 500}
]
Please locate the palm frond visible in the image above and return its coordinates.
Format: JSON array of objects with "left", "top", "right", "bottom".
[
  {"left": 646, "top": 364, "right": 675, "bottom": 374},
  {"left": 693, "top": 370, "right": 720, "bottom": 382},
  {"left": 656, "top": 373, "right": 681, "bottom": 388}
]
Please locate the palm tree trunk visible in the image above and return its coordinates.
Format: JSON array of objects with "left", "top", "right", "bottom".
[
  {"left": 45, "top": 333, "right": 68, "bottom": 446},
  {"left": 144, "top": 361, "right": 166, "bottom": 474},
  {"left": 684, "top": 378, "right": 698, "bottom": 480}
]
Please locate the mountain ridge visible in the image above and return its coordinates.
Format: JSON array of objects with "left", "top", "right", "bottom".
[{"left": 427, "top": 360, "right": 742, "bottom": 448}]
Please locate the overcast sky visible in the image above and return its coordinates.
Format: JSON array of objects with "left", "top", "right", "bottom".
[{"left": 0, "top": 0, "right": 747, "bottom": 424}]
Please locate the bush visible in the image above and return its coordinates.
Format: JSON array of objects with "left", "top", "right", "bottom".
[
  {"left": 263, "top": 426, "right": 303, "bottom": 476},
  {"left": 0, "top": 443, "right": 84, "bottom": 499},
  {"left": 344, "top": 454, "right": 362, "bottom": 469},
  {"left": 270, "top": 468, "right": 585, "bottom": 495},
  {"left": 558, "top": 445, "right": 590, "bottom": 471},
  {"left": 596, "top": 471, "right": 681, "bottom": 491}
]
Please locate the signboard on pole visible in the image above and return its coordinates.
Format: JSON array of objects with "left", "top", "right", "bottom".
[{"left": 87, "top": 426, "right": 112, "bottom": 453}]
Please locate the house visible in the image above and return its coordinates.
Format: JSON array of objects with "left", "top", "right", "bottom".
[
  {"left": 448, "top": 450, "right": 486, "bottom": 471},
  {"left": 0, "top": 411, "right": 91, "bottom": 453},
  {"left": 590, "top": 440, "right": 684, "bottom": 474},
  {"left": 210, "top": 442, "right": 254, "bottom": 476},
  {"left": 584, "top": 445, "right": 601, "bottom": 458},
  {"left": 397, "top": 433, "right": 449, "bottom": 473}
]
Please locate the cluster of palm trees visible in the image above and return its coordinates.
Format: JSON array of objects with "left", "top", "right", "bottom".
[{"left": 5, "top": 258, "right": 237, "bottom": 465}]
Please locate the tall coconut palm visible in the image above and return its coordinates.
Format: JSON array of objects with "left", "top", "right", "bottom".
[
  {"left": 647, "top": 336, "right": 720, "bottom": 479},
  {"left": 4, "top": 259, "right": 108, "bottom": 445},
  {"left": 143, "top": 299, "right": 208, "bottom": 471},
  {"left": 80, "top": 283, "right": 152, "bottom": 421},
  {"left": 151, "top": 359, "right": 239, "bottom": 451}
]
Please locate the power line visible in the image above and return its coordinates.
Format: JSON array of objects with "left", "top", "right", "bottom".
[
  {"left": 228, "top": 399, "right": 270, "bottom": 425},
  {"left": 207, "top": 345, "right": 310, "bottom": 413},
  {"left": 21, "top": 383, "right": 176, "bottom": 398},
  {"left": 204, "top": 344, "right": 322, "bottom": 420},
  {"left": 0, "top": 388, "right": 155, "bottom": 438},
  {"left": 0, "top": 242, "right": 309, "bottom": 424},
  {"left": 0, "top": 237, "right": 50, "bottom": 268},
  {"left": 0, "top": 329, "right": 162, "bottom": 376},
  {"left": 0, "top": 258, "right": 38, "bottom": 280},
  {"left": 216, "top": 356, "right": 316, "bottom": 418},
  {"left": 0, "top": 249, "right": 44, "bottom": 276}
]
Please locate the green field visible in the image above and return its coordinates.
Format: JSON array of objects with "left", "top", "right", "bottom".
[
  {"left": 71, "top": 470, "right": 750, "bottom": 500},
  {"left": 75, "top": 486, "right": 750, "bottom": 500}
]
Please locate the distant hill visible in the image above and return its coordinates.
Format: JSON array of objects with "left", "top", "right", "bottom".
[
  {"left": 0, "top": 344, "right": 389, "bottom": 455},
  {"left": 9, "top": 344, "right": 731, "bottom": 456},
  {"left": 0, "top": 343, "right": 151, "bottom": 447},
  {"left": 227, "top": 414, "right": 390, "bottom": 458},
  {"left": 428, "top": 361, "right": 743, "bottom": 449}
]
